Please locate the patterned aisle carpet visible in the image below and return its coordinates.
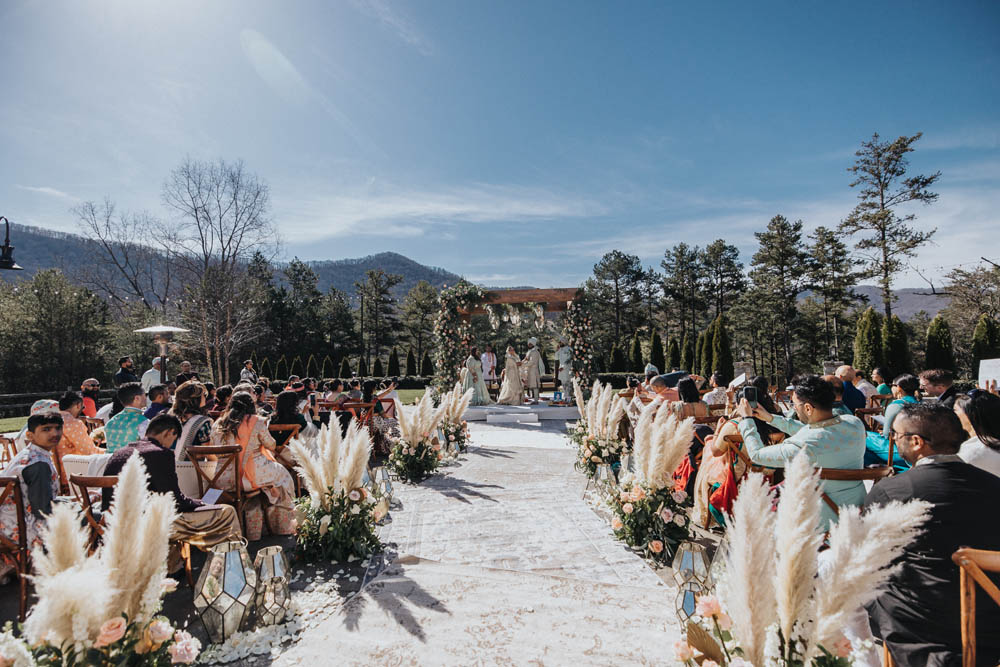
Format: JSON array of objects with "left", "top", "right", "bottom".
[{"left": 271, "top": 422, "right": 683, "bottom": 666}]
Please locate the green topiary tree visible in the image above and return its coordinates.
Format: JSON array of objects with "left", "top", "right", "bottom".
[
  {"left": 853, "top": 307, "right": 883, "bottom": 374},
  {"left": 649, "top": 331, "right": 666, "bottom": 373},
  {"left": 629, "top": 335, "right": 644, "bottom": 372},
  {"left": 971, "top": 314, "right": 1000, "bottom": 371},
  {"left": 667, "top": 338, "right": 681, "bottom": 371},
  {"left": 321, "top": 355, "right": 334, "bottom": 379},
  {"left": 274, "top": 355, "right": 288, "bottom": 381},
  {"left": 925, "top": 314, "right": 956, "bottom": 372},
  {"left": 695, "top": 331, "right": 705, "bottom": 376},
  {"left": 700, "top": 323, "right": 715, "bottom": 377},
  {"left": 388, "top": 347, "right": 401, "bottom": 376},
  {"left": 421, "top": 351, "right": 434, "bottom": 376},
  {"left": 611, "top": 345, "right": 627, "bottom": 372},
  {"left": 258, "top": 358, "right": 271, "bottom": 380},
  {"left": 373, "top": 357, "right": 385, "bottom": 377},
  {"left": 357, "top": 356, "right": 369, "bottom": 377},
  {"left": 681, "top": 333, "right": 695, "bottom": 373},
  {"left": 339, "top": 356, "right": 352, "bottom": 378},
  {"left": 406, "top": 348, "right": 418, "bottom": 376},
  {"left": 881, "top": 315, "right": 911, "bottom": 376},
  {"left": 711, "top": 317, "right": 734, "bottom": 383},
  {"left": 305, "top": 354, "right": 319, "bottom": 379},
  {"left": 289, "top": 356, "right": 303, "bottom": 378}
]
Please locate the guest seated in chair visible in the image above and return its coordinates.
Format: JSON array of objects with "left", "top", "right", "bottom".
[
  {"left": 865, "top": 402, "right": 1000, "bottom": 666},
  {"left": 863, "top": 374, "right": 919, "bottom": 472},
  {"left": 56, "top": 391, "right": 103, "bottom": 487},
  {"left": 102, "top": 414, "right": 242, "bottom": 573},
  {"left": 272, "top": 389, "right": 317, "bottom": 448},
  {"left": 169, "top": 380, "right": 213, "bottom": 461},
  {"left": 954, "top": 390, "right": 1000, "bottom": 478},
  {"left": 701, "top": 372, "right": 728, "bottom": 407},
  {"left": 672, "top": 377, "right": 708, "bottom": 418},
  {"left": 737, "top": 375, "right": 866, "bottom": 531},
  {"left": 1, "top": 411, "right": 63, "bottom": 576},
  {"left": 822, "top": 375, "right": 853, "bottom": 416}
]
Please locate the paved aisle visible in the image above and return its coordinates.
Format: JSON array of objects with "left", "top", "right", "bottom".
[{"left": 273, "top": 422, "right": 682, "bottom": 666}]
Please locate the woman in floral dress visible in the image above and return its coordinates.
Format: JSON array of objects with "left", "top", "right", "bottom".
[{"left": 211, "top": 392, "right": 296, "bottom": 540}]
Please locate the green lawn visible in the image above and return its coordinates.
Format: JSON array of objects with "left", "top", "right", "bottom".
[
  {"left": 0, "top": 416, "right": 26, "bottom": 434},
  {"left": 396, "top": 388, "right": 426, "bottom": 404}
]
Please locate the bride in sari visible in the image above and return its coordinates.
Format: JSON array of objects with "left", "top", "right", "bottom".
[
  {"left": 497, "top": 346, "right": 524, "bottom": 405},
  {"left": 461, "top": 347, "right": 493, "bottom": 406}
]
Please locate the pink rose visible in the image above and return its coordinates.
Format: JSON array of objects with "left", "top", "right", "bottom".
[
  {"left": 695, "top": 594, "right": 722, "bottom": 618},
  {"left": 671, "top": 490, "right": 688, "bottom": 504},
  {"left": 611, "top": 517, "right": 623, "bottom": 531},
  {"left": 619, "top": 490, "right": 630, "bottom": 502},
  {"left": 448, "top": 435, "right": 455, "bottom": 441},
  {"left": 148, "top": 619, "right": 173, "bottom": 644},
  {"left": 833, "top": 634, "right": 852, "bottom": 658},
  {"left": 673, "top": 641, "right": 694, "bottom": 661},
  {"left": 717, "top": 612, "right": 732, "bottom": 631},
  {"left": 673, "top": 513, "right": 686, "bottom": 526},
  {"left": 622, "top": 503, "right": 634, "bottom": 514},
  {"left": 95, "top": 617, "right": 127, "bottom": 647},
  {"left": 660, "top": 508, "right": 674, "bottom": 523},
  {"left": 649, "top": 540, "right": 664, "bottom": 554},
  {"left": 168, "top": 631, "right": 201, "bottom": 664},
  {"left": 348, "top": 490, "right": 361, "bottom": 502}
]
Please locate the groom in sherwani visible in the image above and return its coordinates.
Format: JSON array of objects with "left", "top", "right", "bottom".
[{"left": 522, "top": 338, "right": 543, "bottom": 404}]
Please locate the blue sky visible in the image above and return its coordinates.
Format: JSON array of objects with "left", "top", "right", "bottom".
[{"left": 2, "top": 0, "right": 998, "bottom": 287}]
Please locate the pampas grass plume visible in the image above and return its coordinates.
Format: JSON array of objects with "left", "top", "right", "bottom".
[
  {"left": 32, "top": 502, "right": 88, "bottom": 578},
  {"left": 289, "top": 437, "right": 326, "bottom": 509},
  {"left": 339, "top": 420, "right": 372, "bottom": 491}
]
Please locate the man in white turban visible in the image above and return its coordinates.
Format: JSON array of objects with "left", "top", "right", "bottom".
[
  {"left": 555, "top": 337, "right": 574, "bottom": 403},
  {"left": 522, "top": 337, "right": 544, "bottom": 404}
]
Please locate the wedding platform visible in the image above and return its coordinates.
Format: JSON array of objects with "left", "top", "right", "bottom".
[{"left": 462, "top": 401, "right": 580, "bottom": 422}]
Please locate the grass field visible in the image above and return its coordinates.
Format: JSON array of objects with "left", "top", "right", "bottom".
[{"left": 396, "top": 388, "right": 427, "bottom": 404}]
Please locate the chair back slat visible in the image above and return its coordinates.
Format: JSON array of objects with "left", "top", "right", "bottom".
[
  {"left": 0, "top": 437, "right": 17, "bottom": 465},
  {"left": 185, "top": 445, "right": 242, "bottom": 504},
  {"left": 340, "top": 402, "right": 376, "bottom": 426},
  {"left": 0, "top": 476, "right": 29, "bottom": 620},
  {"left": 952, "top": 547, "right": 1000, "bottom": 667}
]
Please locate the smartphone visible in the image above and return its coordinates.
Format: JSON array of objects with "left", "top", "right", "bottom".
[
  {"left": 743, "top": 386, "right": 758, "bottom": 409},
  {"left": 310, "top": 393, "right": 317, "bottom": 407}
]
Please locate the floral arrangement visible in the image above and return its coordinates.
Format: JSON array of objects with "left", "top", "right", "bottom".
[
  {"left": 432, "top": 280, "right": 485, "bottom": 391},
  {"left": 2, "top": 455, "right": 201, "bottom": 665},
  {"left": 570, "top": 379, "right": 627, "bottom": 477},
  {"left": 288, "top": 421, "right": 381, "bottom": 563},
  {"left": 437, "top": 383, "right": 474, "bottom": 454},
  {"left": 607, "top": 401, "right": 694, "bottom": 561},
  {"left": 673, "top": 451, "right": 931, "bottom": 667},
  {"left": 389, "top": 391, "right": 448, "bottom": 482},
  {"left": 562, "top": 299, "right": 594, "bottom": 392}
]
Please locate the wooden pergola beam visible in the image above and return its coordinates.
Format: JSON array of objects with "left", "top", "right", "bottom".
[{"left": 456, "top": 287, "right": 580, "bottom": 316}]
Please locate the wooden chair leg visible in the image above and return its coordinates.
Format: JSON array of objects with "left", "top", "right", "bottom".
[
  {"left": 181, "top": 542, "right": 194, "bottom": 588},
  {"left": 18, "top": 568, "right": 27, "bottom": 622},
  {"left": 882, "top": 642, "right": 894, "bottom": 667}
]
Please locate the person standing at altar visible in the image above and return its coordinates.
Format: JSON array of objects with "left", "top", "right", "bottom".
[
  {"left": 481, "top": 344, "right": 498, "bottom": 385},
  {"left": 522, "top": 338, "right": 544, "bottom": 404},
  {"left": 462, "top": 347, "right": 493, "bottom": 406},
  {"left": 498, "top": 346, "right": 524, "bottom": 405},
  {"left": 555, "top": 338, "right": 574, "bottom": 402}
]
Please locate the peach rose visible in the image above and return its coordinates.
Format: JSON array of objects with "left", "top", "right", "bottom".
[
  {"left": 695, "top": 594, "right": 722, "bottom": 618},
  {"left": 622, "top": 503, "right": 634, "bottom": 514},
  {"left": 833, "top": 634, "right": 852, "bottom": 658},
  {"left": 649, "top": 540, "right": 664, "bottom": 554},
  {"left": 95, "top": 617, "right": 127, "bottom": 647},
  {"left": 348, "top": 490, "right": 361, "bottom": 502},
  {"left": 168, "top": 631, "right": 201, "bottom": 664},
  {"left": 619, "top": 491, "right": 630, "bottom": 502},
  {"left": 660, "top": 508, "right": 674, "bottom": 523},
  {"left": 148, "top": 620, "right": 173, "bottom": 644},
  {"left": 673, "top": 641, "right": 694, "bottom": 661},
  {"left": 611, "top": 517, "right": 623, "bottom": 531},
  {"left": 590, "top": 455, "right": 601, "bottom": 463},
  {"left": 717, "top": 612, "right": 732, "bottom": 631}
]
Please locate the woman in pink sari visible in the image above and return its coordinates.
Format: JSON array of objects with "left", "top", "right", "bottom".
[{"left": 211, "top": 392, "right": 296, "bottom": 540}]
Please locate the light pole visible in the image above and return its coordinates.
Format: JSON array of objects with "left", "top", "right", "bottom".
[
  {"left": 0, "top": 217, "right": 23, "bottom": 271},
  {"left": 134, "top": 325, "right": 190, "bottom": 385}
]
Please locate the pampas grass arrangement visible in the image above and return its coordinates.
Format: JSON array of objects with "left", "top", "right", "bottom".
[
  {"left": 389, "top": 390, "right": 450, "bottom": 482},
  {"left": 437, "top": 384, "right": 473, "bottom": 453},
  {"left": 676, "top": 450, "right": 930, "bottom": 666},
  {"left": 570, "top": 380, "right": 629, "bottom": 478},
  {"left": 17, "top": 454, "right": 201, "bottom": 665},
  {"left": 289, "top": 422, "right": 381, "bottom": 563}
]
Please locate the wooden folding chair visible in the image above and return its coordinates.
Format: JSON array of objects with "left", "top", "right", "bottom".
[
  {"left": 268, "top": 424, "right": 302, "bottom": 495},
  {"left": 773, "top": 390, "right": 793, "bottom": 413},
  {"left": 816, "top": 466, "right": 894, "bottom": 515},
  {"left": 0, "top": 476, "right": 31, "bottom": 621},
  {"left": 0, "top": 437, "right": 17, "bottom": 466},
  {"left": 854, "top": 407, "right": 884, "bottom": 432},
  {"left": 869, "top": 394, "right": 893, "bottom": 409},
  {"left": 952, "top": 547, "right": 1000, "bottom": 667},
  {"left": 186, "top": 445, "right": 268, "bottom": 538},
  {"left": 340, "top": 402, "right": 376, "bottom": 427}
]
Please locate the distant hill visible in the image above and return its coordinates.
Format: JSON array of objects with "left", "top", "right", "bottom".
[
  {"left": 307, "top": 252, "right": 460, "bottom": 297},
  {"left": 843, "top": 285, "right": 949, "bottom": 320},
  {"left": 0, "top": 223, "right": 98, "bottom": 280}
]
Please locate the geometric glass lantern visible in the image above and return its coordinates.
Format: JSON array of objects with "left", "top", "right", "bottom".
[
  {"left": 373, "top": 466, "right": 393, "bottom": 500},
  {"left": 672, "top": 541, "right": 713, "bottom": 588},
  {"left": 194, "top": 540, "right": 257, "bottom": 643},
  {"left": 707, "top": 536, "right": 729, "bottom": 592},
  {"left": 675, "top": 580, "right": 705, "bottom": 624},
  {"left": 253, "top": 545, "right": 291, "bottom": 628}
]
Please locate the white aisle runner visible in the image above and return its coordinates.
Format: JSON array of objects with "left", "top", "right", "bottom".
[{"left": 273, "top": 422, "right": 682, "bottom": 666}]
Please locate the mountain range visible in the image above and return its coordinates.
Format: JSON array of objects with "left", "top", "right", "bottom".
[{"left": 0, "top": 222, "right": 949, "bottom": 318}]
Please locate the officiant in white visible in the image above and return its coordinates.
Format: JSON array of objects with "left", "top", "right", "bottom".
[
  {"left": 497, "top": 345, "right": 524, "bottom": 405},
  {"left": 462, "top": 347, "right": 493, "bottom": 406},
  {"left": 555, "top": 337, "right": 574, "bottom": 402},
  {"left": 521, "top": 338, "right": 544, "bottom": 404},
  {"left": 481, "top": 344, "right": 497, "bottom": 385}
]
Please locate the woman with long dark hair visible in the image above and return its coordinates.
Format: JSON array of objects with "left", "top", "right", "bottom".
[
  {"left": 211, "top": 392, "right": 295, "bottom": 539},
  {"left": 169, "top": 380, "right": 212, "bottom": 461},
  {"left": 672, "top": 377, "right": 708, "bottom": 418},
  {"left": 955, "top": 391, "right": 1000, "bottom": 477}
]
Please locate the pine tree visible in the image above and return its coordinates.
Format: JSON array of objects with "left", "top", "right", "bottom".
[
  {"left": 650, "top": 331, "right": 666, "bottom": 373},
  {"left": 274, "top": 355, "right": 288, "bottom": 381},
  {"left": 881, "top": 314, "right": 910, "bottom": 376},
  {"left": 700, "top": 322, "right": 715, "bottom": 377},
  {"left": 421, "top": 351, "right": 434, "bottom": 376},
  {"left": 695, "top": 332, "right": 706, "bottom": 376},
  {"left": 288, "top": 356, "right": 303, "bottom": 378},
  {"left": 388, "top": 347, "right": 401, "bottom": 376},
  {"left": 853, "top": 307, "right": 883, "bottom": 374},
  {"left": 611, "top": 345, "right": 627, "bottom": 372},
  {"left": 406, "top": 348, "right": 418, "bottom": 376},
  {"left": 925, "top": 314, "right": 956, "bottom": 372},
  {"left": 681, "top": 333, "right": 695, "bottom": 373},
  {"left": 373, "top": 357, "right": 385, "bottom": 377},
  {"left": 971, "top": 315, "right": 1000, "bottom": 371},
  {"left": 668, "top": 337, "right": 681, "bottom": 371},
  {"left": 305, "top": 354, "right": 319, "bottom": 379},
  {"left": 357, "top": 356, "right": 369, "bottom": 377},
  {"left": 711, "top": 317, "right": 734, "bottom": 383},
  {"left": 258, "top": 358, "right": 271, "bottom": 380},
  {"left": 630, "top": 335, "right": 644, "bottom": 372},
  {"left": 321, "top": 355, "right": 334, "bottom": 379},
  {"left": 339, "top": 356, "right": 352, "bottom": 378}
]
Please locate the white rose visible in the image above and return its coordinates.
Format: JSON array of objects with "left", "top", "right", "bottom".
[
  {"left": 350, "top": 504, "right": 361, "bottom": 515},
  {"left": 319, "top": 514, "right": 331, "bottom": 536},
  {"left": 673, "top": 514, "right": 686, "bottom": 526}
]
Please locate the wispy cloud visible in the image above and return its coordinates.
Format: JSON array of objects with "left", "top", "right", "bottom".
[
  {"left": 15, "top": 184, "right": 78, "bottom": 201},
  {"left": 922, "top": 126, "right": 1000, "bottom": 151},
  {"left": 277, "top": 182, "right": 607, "bottom": 240},
  {"left": 348, "top": 0, "right": 433, "bottom": 55}
]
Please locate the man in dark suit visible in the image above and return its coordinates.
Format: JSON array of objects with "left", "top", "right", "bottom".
[
  {"left": 919, "top": 369, "right": 959, "bottom": 409},
  {"left": 865, "top": 402, "right": 1000, "bottom": 666}
]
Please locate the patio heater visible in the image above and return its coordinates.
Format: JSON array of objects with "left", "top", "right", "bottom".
[
  {"left": 134, "top": 325, "right": 190, "bottom": 384},
  {"left": 0, "top": 217, "right": 23, "bottom": 271}
]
